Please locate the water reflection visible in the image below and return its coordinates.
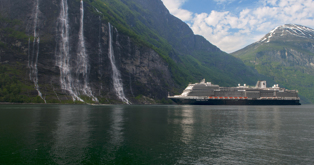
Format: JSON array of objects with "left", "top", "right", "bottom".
[
  {"left": 109, "top": 106, "right": 124, "bottom": 146},
  {"left": 1, "top": 105, "right": 313, "bottom": 164},
  {"left": 99, "top": 106, "right": 125, "bottom": 164},
  {"left": 237, "top": 106, "right": 248, "bottom": 131},
  {"left": 167, "top": 105, "right": 287, "bottom": 164},
  {"left": 51, "top": 106, "right": 91, "bottom": 164},
  {"left": 273, "top": 107, "right": 281, "bottom": 141},
  {"left": 180, "top": 106, "right": 194, "bottom": 144}
]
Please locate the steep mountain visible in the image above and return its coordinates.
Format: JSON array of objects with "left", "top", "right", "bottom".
[
  {"left": 94, "top": 0, "right": 264, "bottom": 86},
  {"left": 232, "top": 24, "right": 314, "bottom": 103},
  {"left": 0, "top": 0, "right": 264, "bottom": 104}
]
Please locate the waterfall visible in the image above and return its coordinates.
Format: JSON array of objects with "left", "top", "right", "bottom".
[
  {"left": 29, "top": 0, "right": 46, "bottom": 103},
  {"left": 55, "top": 0, "right": 98, "bottom": 102},
  {"left": 34, "top": 38, "right": 45, "bottom": 103},
  {"left": 77, "top": 0, "right": 98, "bottom": 102},
  {"left": 108, "top": 23, "right": 130, "bottom": 104},
  {"left": 28, "top": 38, "right": 30, "bottom": 68},
  {"left": 98, "top": 14, "right": 103, "bottom": 94},
  {"left": 95, "top": 8, "right": 101, "bottom": 14},
  {"left": 56, "top": 0, "right": 83, "bottom": 102}
]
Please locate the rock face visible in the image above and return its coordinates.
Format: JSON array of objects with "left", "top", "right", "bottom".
[
  {"left": 232, "top": 24, "right": 314, "bottom": 103},
  {"left": 0, "top": 0, "right": 175, "bottom": 104},
  {"left": 129, "top": 0, "right": 196, "bottom": 54}
]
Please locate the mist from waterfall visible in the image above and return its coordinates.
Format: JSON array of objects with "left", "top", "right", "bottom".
[
  {"left": 108, "top": 23, "right": 130, "bottom": 104},
  {"left": 77, "top": 0, "right": 98, "bottom": 102},
  {"left": 56, "top": 0, "right": 83, "bottom": 102},
  {"left": 29, "top": 0, "right": 46, "bottom": 103}
]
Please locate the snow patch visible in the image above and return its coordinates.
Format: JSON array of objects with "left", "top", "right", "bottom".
[{"left": 259, "top": 24, "right": 314, "bottom": 43}]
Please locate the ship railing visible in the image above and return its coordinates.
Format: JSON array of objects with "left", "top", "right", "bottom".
[
  {"left": 168, "top": 96, "right": 208, "bottom": 100},
  {"left": 258, "top": 97, "right": 300, "bottom": 100},
  {"left": 168, "top": 96, "right": 300, "bottom": 100},
  {"left": 208, "top": 97, "right": 248, "bottom": 99}
]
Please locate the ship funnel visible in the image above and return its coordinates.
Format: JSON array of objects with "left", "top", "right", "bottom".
[
  {"left": 255, "top": 81, "right": 267, "bottom": 88},
  {"left": 200, "top": 79, "right": 205, "bottom": 84}
]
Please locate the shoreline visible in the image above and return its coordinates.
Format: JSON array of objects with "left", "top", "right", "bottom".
[
  {"left": 0, "top": 102, "right": 161, "bottom": 106},
  {"left": 0, "top": 102, "right": 94, "bottom": 105}
]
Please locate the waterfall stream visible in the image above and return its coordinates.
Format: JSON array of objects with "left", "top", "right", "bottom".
[
  {"left": 98, "top": 15, "right": 103, "bottom": 94},
  {"left": 28, "top": 38, "right": 30, "bottom": 68},
  {"left": 29, "top": 0, "right": 46, "bottom": 103},
  {"left": 108, "top": 23, "right": 130, "bottom": 104},
  {"left": 56, "top": 0, "right": 83, "bottom": 102},
  {"left": 55, "top": 0, "right": 98, "bottom": 102},
  {"left": 77, "top": 0, "right": 98, "bottom": 102}
]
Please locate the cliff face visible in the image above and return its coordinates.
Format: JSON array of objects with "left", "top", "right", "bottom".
[
  {"left": 127, "top": 0, "right": 195, "bottom": 54},
  {"left": 0, "top": 0, "right": 266, "bottom": 104},
  {"left": 0, "top": 0, "right": 174, "bottom": 104},
  {"left": 232, "top": 24, "right": 314, "bottom": 103}
]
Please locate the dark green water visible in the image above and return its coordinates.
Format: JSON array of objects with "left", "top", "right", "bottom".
[{"left": 0, "top": 104, "right": 313, "bottom": 164}]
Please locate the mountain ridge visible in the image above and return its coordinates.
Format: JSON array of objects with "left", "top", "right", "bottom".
[{"left": 258, "top": 24, "right": 314, "bottom": 43}]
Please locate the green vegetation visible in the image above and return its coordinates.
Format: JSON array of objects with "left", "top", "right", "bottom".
[
  {"left": 0, "top": 64, "right": 97, "bottom": 104},
  {"left": 0, "top": 65, "right": 42, "bottom": 103},
  {"left": 0, "top": 41, "right": 6, "bottom": 48},
  {"left": 157, "top": 98, "right": 174, "bottom": 104},
  {"left": 235, "top": 42, "right": 314, "bottom": 62},
  {"left": 0, "top": 14, "right": 31, "bottom": 42},
  {"left": 90, "top": 0, "right": 171, "bottom": 53}
]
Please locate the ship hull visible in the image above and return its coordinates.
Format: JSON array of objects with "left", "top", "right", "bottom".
[{"left": 170, "top": 98, "right": 301, "bottom": 105}]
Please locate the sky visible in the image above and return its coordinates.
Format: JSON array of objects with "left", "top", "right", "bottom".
[{"left": 161, "top": 0, "right": 314, "bottom": 53}]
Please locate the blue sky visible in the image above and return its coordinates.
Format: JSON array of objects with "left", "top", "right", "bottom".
[{"left": 161, "top": 0, "right": 314, "bottom": 53}]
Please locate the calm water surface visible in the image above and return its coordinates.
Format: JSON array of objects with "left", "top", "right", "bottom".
[{"left": 0, "top": 104, "right": 313, "bottom": 164}]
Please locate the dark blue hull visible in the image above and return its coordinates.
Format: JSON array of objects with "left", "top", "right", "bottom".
[{"left": 170, "top": 98, "right": 301, "bottom": 105}]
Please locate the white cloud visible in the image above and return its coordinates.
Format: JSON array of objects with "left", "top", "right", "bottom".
[
  {"left": 162, "top": 0, "right": 314, "bottom": 53},
  {"left": 161, "top": 0, "right": 193, "bottom": 21}
]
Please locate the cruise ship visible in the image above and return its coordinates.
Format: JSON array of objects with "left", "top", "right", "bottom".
[{"left": 168, "top": 79, "right": 301, "bottom": 105}]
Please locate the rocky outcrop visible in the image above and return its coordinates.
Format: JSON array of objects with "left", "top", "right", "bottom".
[
  {"left": 255, "top": 48, "right": 314, "bottom": 67},
  {"left": 127, "top": 0, "right": 195, "bottom": 54}
]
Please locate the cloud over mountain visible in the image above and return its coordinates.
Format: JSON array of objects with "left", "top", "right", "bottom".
[{"left": 162, "top": 0, "right": 314, "bottom": 53}]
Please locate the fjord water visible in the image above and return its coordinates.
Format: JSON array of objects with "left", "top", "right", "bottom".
[{"left": 0, "top": 105, "right": 313, "bottom": 164}]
